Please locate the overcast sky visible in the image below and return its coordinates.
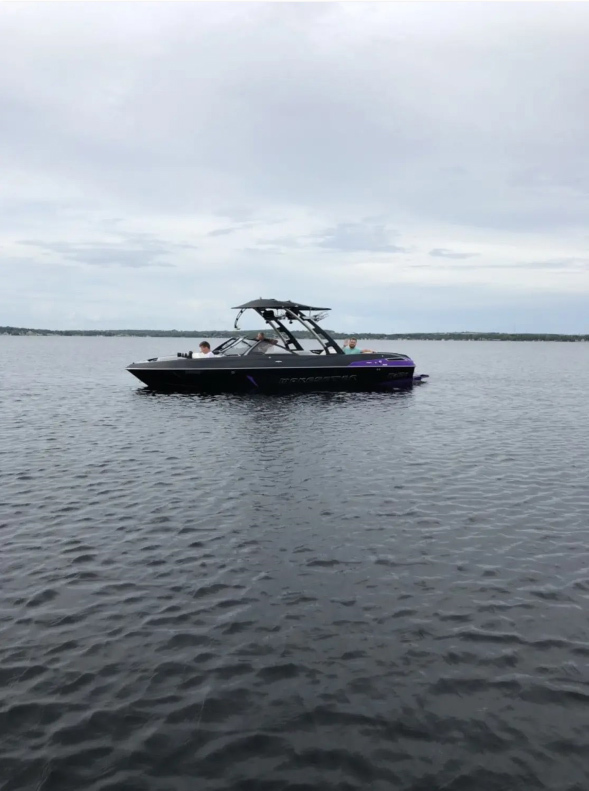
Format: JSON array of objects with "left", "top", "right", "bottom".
[{"left": 1, "top": 2, "right": 589, "bottom": 332}]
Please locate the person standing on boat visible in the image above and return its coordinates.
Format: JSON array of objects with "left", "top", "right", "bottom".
[{"left": 343, "top": 338, "right": 375, "bottom": 354}]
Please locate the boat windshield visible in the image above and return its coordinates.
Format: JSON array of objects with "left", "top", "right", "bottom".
[
  {"left": 214, "top": 337, "right": 295, "bottom": 357},
  {"left": 215, "top": 337, "right": 257, "bottom": 356}
]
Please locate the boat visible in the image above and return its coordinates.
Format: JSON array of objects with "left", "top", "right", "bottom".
[{"left": 126, "top": 299, "right": 427, "bottom": 393}]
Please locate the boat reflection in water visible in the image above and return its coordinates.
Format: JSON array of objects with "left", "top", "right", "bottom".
[{"left": 126, "top": 299, "right": 428, "bottom": 394}]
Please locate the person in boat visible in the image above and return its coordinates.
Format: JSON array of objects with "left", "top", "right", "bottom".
[
  {"left": 255, "top": 332, "right": 278, "bottom": 345},
  {"left": 343, "top": 338, "right": 375, "bottom": 354},
  {"left": 198, "top": 341, "right": 216, "bottom": 358}
]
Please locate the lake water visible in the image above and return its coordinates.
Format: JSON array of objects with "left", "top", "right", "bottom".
[{"left": 1, "top": 336, "right": 588, "bottom": 791}]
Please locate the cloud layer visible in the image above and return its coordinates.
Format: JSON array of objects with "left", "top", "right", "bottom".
[{"left": 1, "top": 3, "right": 589, "bottom": 331}]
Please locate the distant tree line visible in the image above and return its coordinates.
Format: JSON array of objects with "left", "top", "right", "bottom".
[{"left": 1, "top": 326, "right": 588, "bottom": 341}]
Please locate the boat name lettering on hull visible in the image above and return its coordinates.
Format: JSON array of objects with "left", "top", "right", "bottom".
[{"left": 279, "top": 374, "right": 358, "bottom": 384}]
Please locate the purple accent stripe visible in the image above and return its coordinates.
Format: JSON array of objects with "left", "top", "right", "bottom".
[{"left": 247, "top": 375, "right": 259, "bottom": 388}]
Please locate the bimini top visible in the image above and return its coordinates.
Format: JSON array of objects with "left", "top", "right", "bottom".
[
  {"left": 231, "top": 297, "right": 341, "bottom": 354},
  {"left": 232, "top": 299, "right": 330, "bottom": 312}
]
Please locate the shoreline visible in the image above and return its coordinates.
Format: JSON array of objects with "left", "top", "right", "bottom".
[{"left": 2, "top": 328, "right": 587, "bottom": 342}]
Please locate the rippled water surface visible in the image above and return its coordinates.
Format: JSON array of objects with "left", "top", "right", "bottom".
[{"left": 1, "top": 337, "right": 589, "bottom": 791}]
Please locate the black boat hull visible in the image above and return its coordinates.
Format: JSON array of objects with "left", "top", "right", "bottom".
[{"left": 127, "top": 355, "right": 417, "bottom": 394}]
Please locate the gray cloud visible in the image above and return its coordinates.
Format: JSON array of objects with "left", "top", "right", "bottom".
[
  {"left": 429, "top": 249, "right": 478, "bottom": 260},
  {"left": 309, "top": 223, "right": 408, "bottom": 253},
  {"left": 257, "top": 236, "right": 302, "bottom": 250},
  {"left": 415, "top": 258, "right": 589, "bottom": 271},
  {"left": 240, "top": 246, "right": 286, "bottom": 257},
  {"left": 19, "top": 235, "right": 184, "bottom": 268},
  {"left": 250, "top": 223, "right": 409, "bottom": 254},
  {"left": 245, "top": 222, "right": 408, "bottom": 253},
  {"left": 315, "top": 225, "right": 406, "bottom": 253},
  {"left": 207, "top": 222, "right": 261, "bottom": 237},
  {"left": 515, "top": 258, "right": 589, "bottom": 270},
  {"left": 207, "top": 228, "right": 235, "bottom": 237}
]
